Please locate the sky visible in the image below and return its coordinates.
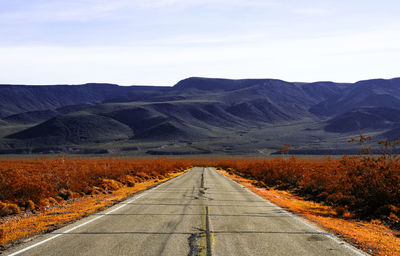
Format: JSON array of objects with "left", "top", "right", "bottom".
[{"left": 0, "top": 0, "right": 399, "bottom": 86}]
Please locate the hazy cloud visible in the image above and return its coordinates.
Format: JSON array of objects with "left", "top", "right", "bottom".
[
  {"left": 0, "top": 0, "right": 399, "bottom": 84},
  {"left": 292, "top": 7, "right": 329, "bottom": 16}
]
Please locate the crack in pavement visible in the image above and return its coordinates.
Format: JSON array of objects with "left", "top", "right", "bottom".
[
  {"left": 187, "top": 233, "right": 201, "bottom": 256},
  {"left": 187, "top": 168, "right": 214, "bottom": 256},
  {"left": 205, "top": 206, "right": 212, "bottom": 256}
]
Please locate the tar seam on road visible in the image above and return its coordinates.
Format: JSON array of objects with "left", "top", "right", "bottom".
[
  {"left": 200, "top": 168, "right": 205, "bottom": 189},
  {"left": 197, "top": 167, "right": 212, "bottom": 256},
  {"left": 187, "top": 233, "right": 201, "bottom": 256},
  {"left": 7, "top": 170, "right": 192, "bottom": 256},
  {"left": 205, "top": 206, "right": 212, "bottom": 256}
]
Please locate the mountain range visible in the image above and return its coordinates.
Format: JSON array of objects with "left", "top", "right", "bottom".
[{"left": 1, "top": 77, "right": 399, "bottom": 156}]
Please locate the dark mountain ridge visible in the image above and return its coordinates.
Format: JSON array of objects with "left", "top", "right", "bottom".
[
  {"left": 1, "top": 77, "right": 399, "bottom": 155},
  {"left": 310, "top": 78, "right": 400, "bottom": 116},
  {"left": 0, "top": 83, "right": 166, "bottom": 118}
]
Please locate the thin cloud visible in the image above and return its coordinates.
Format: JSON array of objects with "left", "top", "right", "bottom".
[
  {"left": 292, "top": 7, "right": 329, "bottom": 16},
  {"left": 139, "top": 0, "right": 281, "bottom": 8},
  {"left": 1, "top": 26, "right": 399, "bottom": 85},
  {"left": 0, "top": 0, "right": 283, "bottom": 23},
  {"left": 149, "top": 33, "right": 266, "bottom": 46}
]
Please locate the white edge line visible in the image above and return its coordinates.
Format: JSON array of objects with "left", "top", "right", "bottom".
[
  {"left": 7, "top": 169, "right": 192, "bottom": 256},
  {"left": 211, "top": 167, "right": 370, "bottom": 256}
]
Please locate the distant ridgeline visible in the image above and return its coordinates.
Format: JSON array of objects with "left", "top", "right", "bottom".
[{"left": 1, "top": 77, "right": 400, "bottom": 155}]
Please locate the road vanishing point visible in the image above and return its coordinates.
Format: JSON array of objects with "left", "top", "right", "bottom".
[{"left": 6, "top": 167, "right": 367, "bottom": 256}]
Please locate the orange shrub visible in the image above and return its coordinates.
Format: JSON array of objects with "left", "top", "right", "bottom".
[
  {"left": 0, "top": 202, "right": 20, "bottom": 216},
  {"left": 210, "top": 156, "right": 400, "bottom": 220},
  {"left": 0, "top": 157, "right": 193, "bottom": 216}
]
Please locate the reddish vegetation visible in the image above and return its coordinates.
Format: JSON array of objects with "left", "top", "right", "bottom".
[
  {"left": 0, "top": 157, "right": 192, "bottom": 216},
  {"left": 213, "top": 156, "right": 400, "bottom": 225}
]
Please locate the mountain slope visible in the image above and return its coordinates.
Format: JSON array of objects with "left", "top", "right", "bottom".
[
  {"left": 0, "top": 83, "right": 165, "bottom": 118},
  {"left": 1, "top": 76, "right": 400, "bottom": 155},
  {"left": 6, "top": 113, "right": 133, "bottom": 145},
  {"left": 310, "top": 78, "right": 400, "bottom": 116},
  {"left": 325, "top": 107, "right": 400, "bottom": 133}
]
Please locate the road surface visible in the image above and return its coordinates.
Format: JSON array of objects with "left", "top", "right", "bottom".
[{"left": 6, "top": 167, "right": 367, "bottom": 256}]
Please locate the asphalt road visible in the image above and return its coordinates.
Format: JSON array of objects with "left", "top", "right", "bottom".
[{"left": 6, "top": 167, "right": 367, "bottom": 256}]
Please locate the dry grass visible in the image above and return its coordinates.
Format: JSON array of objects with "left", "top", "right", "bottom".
[
  {"left": 0, "top": 171, "right": 184, "bottom": 247},
  {"left": 220, "top": 170, "right": 400, "bottom": 256}
]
